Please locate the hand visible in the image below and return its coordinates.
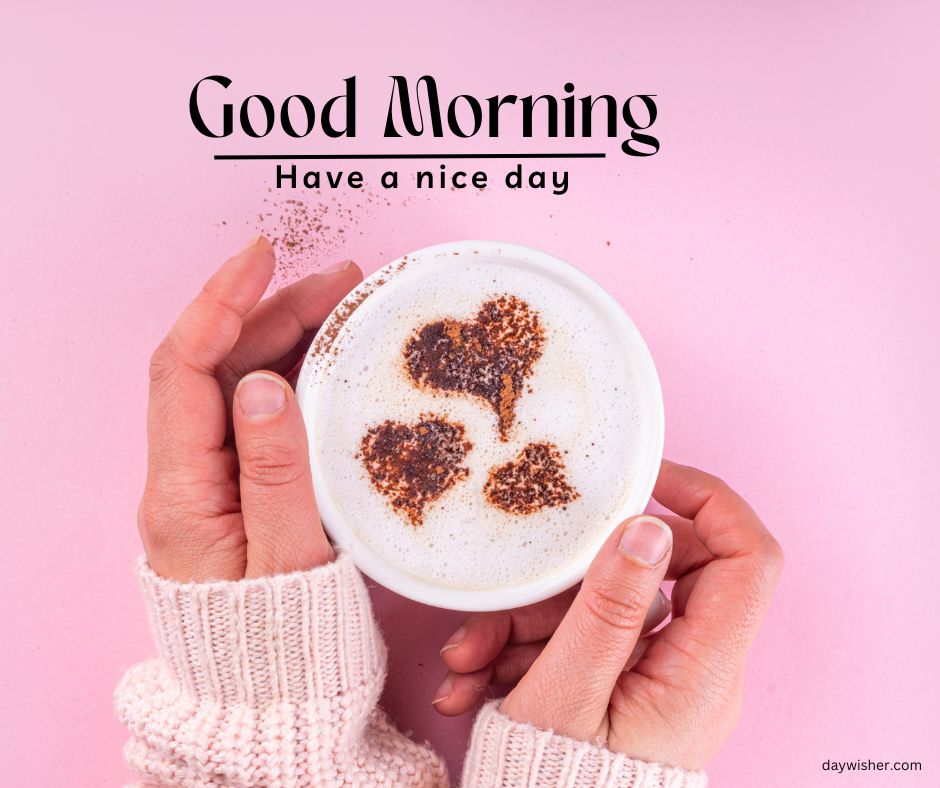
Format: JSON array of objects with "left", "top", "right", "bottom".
[
  {"left": 435, "top": 460, "right": 783, "bottom": 770},
  {"left": 138, "top": 237, "right": 363, "bottom": 581}
]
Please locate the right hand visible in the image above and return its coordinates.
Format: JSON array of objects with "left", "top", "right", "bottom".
[
  {"left": 138, "top": 237, "right": 363, "bottom": 582},
  {"left": 436, "top": 460, "right": 783, "bottom": 770}
]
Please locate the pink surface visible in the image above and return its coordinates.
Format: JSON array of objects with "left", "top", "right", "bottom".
[{"left": 1, "top": 2, "right": 938, "bottom": 785}]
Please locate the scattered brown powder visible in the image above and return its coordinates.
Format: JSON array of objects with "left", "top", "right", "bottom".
[
  {"left": 484, "top": 442, "right": 580, "bottom": 515},
  {"left": 256, "top": 194, "right": 359, "bottom": 285},
  {"left": 403, "top": 295, "right": 545, "bottom": 441},
  {"left": 217, "top": 187, "right": 420, "bottom": 288},
  {"left": 310, "top": 282, "right": 375, "bottom": 360},
  {"left": 358, "top": 415, "right": 472, "bottom": 526},
  {"left": 310, "top": 260, "right": 409, "bottom": 362}
]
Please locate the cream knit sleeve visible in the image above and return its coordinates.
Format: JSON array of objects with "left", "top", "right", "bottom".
[
  {"left": 115, "top": 552, "right": 706, "bottom": 787},
  {"left": 461, "top": 702, "right": 708, "bottom": 788},
  {"left": 114, "top": 553, "right": 448, "bottom": 787}
]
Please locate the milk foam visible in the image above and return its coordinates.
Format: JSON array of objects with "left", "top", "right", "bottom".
[{"left": 302, "top": 251, "right": 644, "bottom": 590}]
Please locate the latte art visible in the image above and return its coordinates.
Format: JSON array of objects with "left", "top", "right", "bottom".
[
  {"left": 484, "top": 442, "right": 579, "bottom": 515},
  {"left": 361, "top": 296, "right": 577, "bottom": 526},
  {"left": 359, "top": 416, "right": 472, "bottom": 526},
  {"left": 297, "top": 242, "right": 663, "bottom": 601},
  {"left": 404, "top": 295, "right": 545, "bottom": 441}
]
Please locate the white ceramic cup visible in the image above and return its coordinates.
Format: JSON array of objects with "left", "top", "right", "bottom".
[{"left": 296, "top": 240, "right": 664, "bottom": 611}]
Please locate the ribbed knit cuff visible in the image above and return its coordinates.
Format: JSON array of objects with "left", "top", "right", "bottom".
[
  {"left": 137, "top": 552, "right": 385, "bottom": 707},
  {"left": 463, "top": 701, "right": 708, "bottom": 788}
]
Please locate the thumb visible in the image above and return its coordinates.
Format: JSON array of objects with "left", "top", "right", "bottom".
[
  {"left": 233, "top": 370, "right": 334, "bottom": 577},
  {"left": 501, "top": 515, "right": 673, "bottom": 739}
]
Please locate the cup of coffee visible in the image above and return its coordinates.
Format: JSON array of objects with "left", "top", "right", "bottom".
[{"left": 296, "top": 240, "right": 664, "bottom": 611}]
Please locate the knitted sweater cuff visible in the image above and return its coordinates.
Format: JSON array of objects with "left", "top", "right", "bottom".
[
  {"left": 135, "top": 552, "right": 385, "bottom": 706},
  {"left": 463, "top": 701, "right": 708, "bottom": 788}
]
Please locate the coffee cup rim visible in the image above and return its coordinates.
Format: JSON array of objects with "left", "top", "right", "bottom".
[{"left": 296, "top": 240, "right": 665, "bottom": 612}]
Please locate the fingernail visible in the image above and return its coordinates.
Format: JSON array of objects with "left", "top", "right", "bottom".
[
  {"left": 239, "top": 235, "right": 265, "bottom": 254},
  {"left": 238, "top": 372, "right": 286, "bottom": 419},
  {"left": 320, "top": 259, "right": 353, "bottom": 274},
  {"left": 642, "top": 590, "right": 671, "bottom": 631},
  {"left": 619, "top": 516, "right": 672, "bottom": 567},
  {"left": 431, "top": 672, "right": 454, "bottom": 705},
  {"left": 440, "top": 625, "right": 467, "bottom": 655}
]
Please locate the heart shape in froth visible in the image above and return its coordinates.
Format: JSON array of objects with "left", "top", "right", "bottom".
[
  {"left": 403, "top": 295, "right": 545, "bottom": 441},
  {"left": 484, "top": 442, "right": 580, "bottom": 515},
  {"left": 359, "top": 416, "right": 472, "bottom": 526}
]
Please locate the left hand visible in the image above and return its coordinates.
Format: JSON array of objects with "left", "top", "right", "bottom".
[{"left": 138, "top": 237, "right": 362, "bottom": 582}]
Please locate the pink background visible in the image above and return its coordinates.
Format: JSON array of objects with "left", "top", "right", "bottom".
[{"left": 2, "top": 2, "right": 938, "bottom": 785}]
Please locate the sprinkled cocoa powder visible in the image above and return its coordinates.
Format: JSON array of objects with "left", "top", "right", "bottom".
[
  {"left": 484, "top": 442, "right": 580, "bottom": 515},
  {"left": 310, "top": 259, "right": 410, "bottom": 361},
  {"left": 403, "top": 295, "right": 545, "bottom": 441},
  {"left": 254, "top": 194, "right": 354, "bottom": 285},
  {"left": 234, "top": 188, "right": 411, "bottom": 287},
  {"left": 311, "top": 282, "right": 376, "bottom": 360},
  {"left": 359, "top": 416, "right": 473, "bottom": 526}
]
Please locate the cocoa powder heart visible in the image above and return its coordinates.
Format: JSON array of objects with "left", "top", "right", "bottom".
[
  {"left": 359, "top": 416, "right": 472, "bottom": 526},
  {"left": 403, "top": 295, "right": 545, "bottom": 441},
  {"left": 484, "top": 442, "right": 580, "bottom": 515}
]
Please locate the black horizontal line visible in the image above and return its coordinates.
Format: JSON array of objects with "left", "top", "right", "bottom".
[{"left": 214, "top": 152, "right": 605, "bottom": 161}]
